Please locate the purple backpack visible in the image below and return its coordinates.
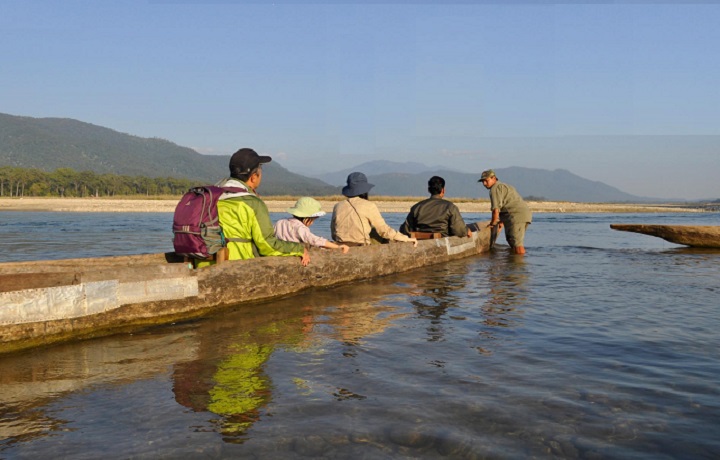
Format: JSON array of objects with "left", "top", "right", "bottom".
[{"left": 172, "top": 185, "right": 247, "bottom": 259}]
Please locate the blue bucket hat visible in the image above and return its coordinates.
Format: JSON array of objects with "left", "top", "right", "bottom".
[{"left": 342, "top": 172, "right": 375, "bottom": 197}]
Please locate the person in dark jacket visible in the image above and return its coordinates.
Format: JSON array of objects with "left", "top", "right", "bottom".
[{"left": 400, "top": 176, "right": 472, "bottom": 238}]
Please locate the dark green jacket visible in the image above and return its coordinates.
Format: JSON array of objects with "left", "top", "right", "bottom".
[{"left": 399, "top": 195, "right": 468, "bottom": 237}]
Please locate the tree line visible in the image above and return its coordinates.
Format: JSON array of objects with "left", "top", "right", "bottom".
[{"left": 0, "top": 166, "right": 196, "bottom": 198}]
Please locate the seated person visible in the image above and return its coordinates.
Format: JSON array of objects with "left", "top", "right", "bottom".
[
  {"left": 200, "top": 147, "right": 309, "bottom": 267},
  {"left": 400, "top": 176, "right": 472, "bottom": 238},
  {"left": 331, "top": 172, "right": 417, "bottom": 247},
  {"left": 274, "top": 197, "right": 350, "bottom": 253}
]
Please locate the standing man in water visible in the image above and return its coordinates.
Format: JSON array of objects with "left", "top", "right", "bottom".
[{"left": 479, "top": 169, "right": 532, "bottom": 255}]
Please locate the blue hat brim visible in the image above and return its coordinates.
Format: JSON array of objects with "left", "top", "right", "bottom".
[{"left": 342, "top": 181, "right": 374, "bottom": 197}]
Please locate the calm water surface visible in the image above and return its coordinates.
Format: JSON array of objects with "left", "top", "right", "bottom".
[{"left": 1, "top": 211, "right": 719, "bottom": 459}]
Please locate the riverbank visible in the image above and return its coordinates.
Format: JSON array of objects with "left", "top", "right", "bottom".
[{"left": 0, "top": 197, "right": 709, "bottom": 213}]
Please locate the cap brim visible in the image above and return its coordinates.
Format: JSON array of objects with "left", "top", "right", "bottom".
[{"left": 258, "top": 155, "right": 272, "bottom": 164}]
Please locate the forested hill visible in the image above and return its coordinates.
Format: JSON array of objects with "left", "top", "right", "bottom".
[{"left": 0, "top": 113, "right": 337, "bottom": 196}]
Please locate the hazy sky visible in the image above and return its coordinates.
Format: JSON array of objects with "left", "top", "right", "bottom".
[{"left": 2, "top": 1, "right": 719, "bottom": 199}]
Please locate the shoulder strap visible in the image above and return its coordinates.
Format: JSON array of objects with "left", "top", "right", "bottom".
[{"left": 346, "top": 198, "right": 369, "bottom": 245}]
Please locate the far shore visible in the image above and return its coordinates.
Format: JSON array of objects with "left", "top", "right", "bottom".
[{"left": 0, "top": 197, "right": 710, "bottom": 214}]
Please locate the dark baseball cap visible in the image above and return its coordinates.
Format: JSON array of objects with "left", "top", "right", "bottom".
[{"left": 229, "top": 148, "right": 272, "bottom": 175}]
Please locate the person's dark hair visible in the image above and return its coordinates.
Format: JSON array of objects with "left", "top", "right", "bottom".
[
  {"left": 358, "top": 193, "right": 369, "bottom": 200},
  {"left": 232, "top": 166, "right": 260, "bottom": 182},
  {"left": 428, "top": 176, "right": 445, "bottom": 196},
  {"left": 294, "top": 216, "right": 318, "bottom": 226}
]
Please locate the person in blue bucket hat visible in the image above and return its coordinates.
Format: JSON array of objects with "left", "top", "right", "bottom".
[{"left": 331, "top": 172, "right": 418, "bottom": 247}]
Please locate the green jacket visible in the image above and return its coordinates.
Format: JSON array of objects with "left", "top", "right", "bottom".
[{"left": 197, "top": 179, "right": 303, "bottom": 267}]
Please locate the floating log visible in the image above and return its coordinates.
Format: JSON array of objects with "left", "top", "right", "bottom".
[
  {"left": 610, "top": 224, "right": 720, "bottom": 248},
  {"left": 0, "top": 223, "right": 493, "bottom": 354}
]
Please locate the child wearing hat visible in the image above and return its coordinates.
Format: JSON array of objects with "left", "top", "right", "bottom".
[{"left": 274, "top": 197, "right": 350, "bottom": 253}]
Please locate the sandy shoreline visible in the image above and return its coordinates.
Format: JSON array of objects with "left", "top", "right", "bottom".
[{"left": 0, "top": 197, "right": 707, "bottom": 214}]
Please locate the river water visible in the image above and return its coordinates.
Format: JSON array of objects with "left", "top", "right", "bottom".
[{"left": 1, "top": 211, "right": 719, "bottom": 459}]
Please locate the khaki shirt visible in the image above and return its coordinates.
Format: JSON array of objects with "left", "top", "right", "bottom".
[
  {"left": 489, "top": 181, "right": 532, "bottom": 223},
  {"left": 331, "top": 197, "right": 412, "bottom": 245}
]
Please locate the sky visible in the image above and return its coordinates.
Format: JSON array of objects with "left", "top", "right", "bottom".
[{"left": 1, "top": 1, "right": 719, "bottom": 200}]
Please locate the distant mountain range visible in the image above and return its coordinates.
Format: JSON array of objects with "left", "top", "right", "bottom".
[
  {"left": 320, "top": 161, "right": 652, "bottom": 202},
  {"left": 316, "top": 160, "right": 449, "bottom": 186},
  {"left": 1, "top": 112, "right": 658, "bottom": 201}
]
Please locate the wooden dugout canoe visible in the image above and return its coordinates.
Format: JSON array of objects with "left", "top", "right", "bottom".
[
  {"left": 610, "top": 224, "right": 720, "bottom": 248},
  {"left": 0, "top": 223, "right": 494, "bottom": 354}
]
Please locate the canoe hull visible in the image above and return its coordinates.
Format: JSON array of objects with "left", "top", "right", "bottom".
[
  {"left": 0, "top": 224, "right": 493, "bottom": 354},
  {"left": 610, "top": 224, "right": 720, "bottom": 248}
]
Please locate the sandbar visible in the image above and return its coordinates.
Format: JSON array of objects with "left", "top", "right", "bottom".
[{"left": 0, "top": 197, "right": 707, "bottom": 214}]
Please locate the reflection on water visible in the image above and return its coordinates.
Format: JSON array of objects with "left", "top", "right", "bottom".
[
  {"left": 476, "top": 253, "right": 529, "bottom": 354},
  {"left": 0, "top": 281, "right": 413, "bottom": 455},
  {"left": 173, "top": 323, "right": 285, "bottom": 443},
  {"left": 0, "top": 330, "right": 198, "bottom": 446},
  {"left": 2, "top": 213, "right": 720, "bottom": 458},
  {"left": 173, "top": 283, "right": 409, "bottom": 444},
  {"left": 409, "top": 261, "right": 469, "bottom": 343}
]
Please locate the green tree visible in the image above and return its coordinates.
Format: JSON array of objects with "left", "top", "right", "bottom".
[
  {"left": 50, "top": 168, "right": 80, "bottom": 197},
  {"left": 78, "top": 170, "right": 100, "bottom": 197},
  {"left": 0, "top": 166, "right": 12, "bottom": 196}
]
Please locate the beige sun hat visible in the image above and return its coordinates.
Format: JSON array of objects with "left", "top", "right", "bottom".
[{"left": 287, "top": 197, "right": 326, "bottom": 218}]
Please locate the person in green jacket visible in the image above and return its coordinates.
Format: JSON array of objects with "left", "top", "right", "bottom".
[{"left": 207, "top": 148, "right": 309, "bottom": 266}]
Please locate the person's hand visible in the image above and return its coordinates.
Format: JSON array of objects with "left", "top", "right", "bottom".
[
  {"left": 339, "top": 244, "right": 350, "bottom": 254},
  {"left": 408, "top": 237, "right": 418, "bottom": 248},
  {"left": 300, "top": 247, "right": 310, "bottom": 266}
]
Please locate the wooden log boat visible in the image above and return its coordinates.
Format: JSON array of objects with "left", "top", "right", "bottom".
[
  {"left": 0, "top": 223, "right": 494, "bottom": 354},
  {"left": 610, "top": 224, "right": 720, "bottom": 248}
]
